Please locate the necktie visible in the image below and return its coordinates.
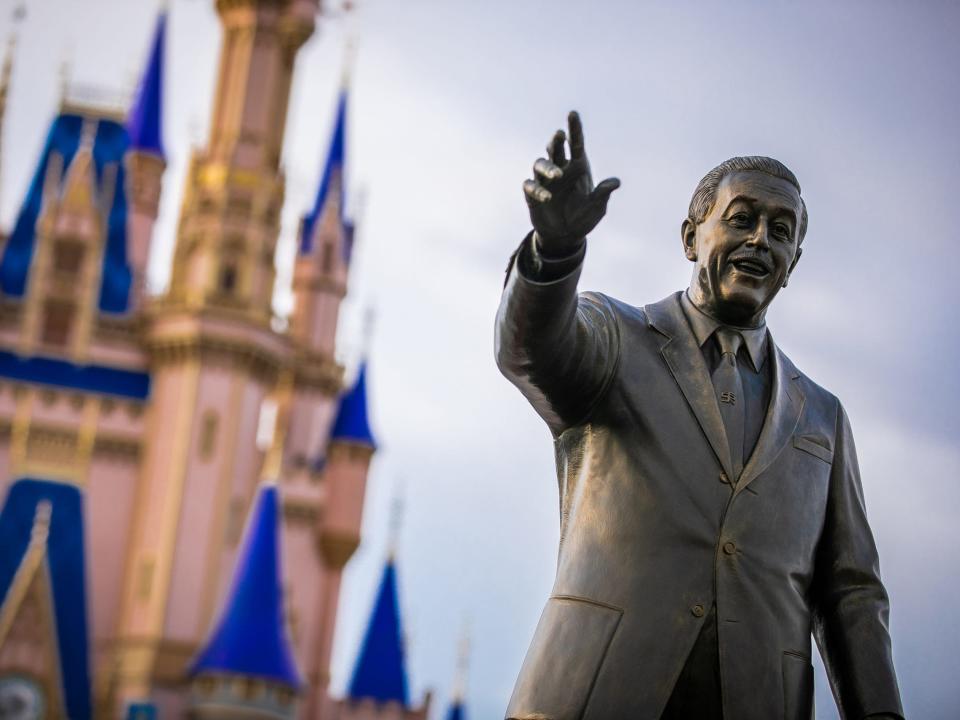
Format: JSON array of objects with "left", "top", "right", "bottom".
[{"left": 712, "top": 327, "right": 745, "bottom": 480}]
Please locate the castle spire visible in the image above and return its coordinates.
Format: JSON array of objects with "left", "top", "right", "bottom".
[
  {"left": 300, "top": 82, "right": 348, "bottom": 255},
  {"left": 329, "top": 361, "right": 376, "bottom": 447},
  {"left": 126, "top": 9, "right": 166, "bottom": 158},
  {"left": 347, "top": 557, "right": 410, "bottom": 706},
  {"left": 190, "top": 482, "right": 301, "bottom": 688}
]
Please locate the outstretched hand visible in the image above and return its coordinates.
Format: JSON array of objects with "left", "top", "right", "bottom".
[{"left": 523, "top": 111, "right": 620, "bottom": 258}]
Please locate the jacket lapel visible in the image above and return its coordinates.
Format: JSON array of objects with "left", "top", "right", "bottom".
[
  {"left": 735, "top": 339, "right": 805, "bottom": 495},
  {"left": 645, "top": 293, "right": 735, "bottom": 481}
]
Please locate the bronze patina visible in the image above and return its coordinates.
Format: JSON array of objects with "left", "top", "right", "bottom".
[{"left": 496, "top": 112, "right": 904, "bottom": 720}]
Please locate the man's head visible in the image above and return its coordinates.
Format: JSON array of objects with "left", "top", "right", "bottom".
[{"left": 681, "top": 156, "right": 807, "bottom": 327}]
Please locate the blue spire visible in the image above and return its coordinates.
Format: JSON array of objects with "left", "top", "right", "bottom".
[
  {"left": 126, "top": 10, "right": 166, "bottom": 158},
  {"left": 330, "top": 362, "right": 376, "bottom": 447},
  {"left": 446, "top": 700, "right": 466, "bottom": 720},
  {"left": 347, "top": 559, "right": 409, "bottom": 706},
  {"left": 190, "top": 484, "right": 301, "bottom": 688},
  {"left": 300, "top": 88, "right": 347, "bottom": 255},
  {"left": 0, "top": 478, "right": 92, "bottom": 720}
]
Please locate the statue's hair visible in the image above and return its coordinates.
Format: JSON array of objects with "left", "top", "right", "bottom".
[{"left": 688, "top": 156, "right": 808, "bottom": 243}]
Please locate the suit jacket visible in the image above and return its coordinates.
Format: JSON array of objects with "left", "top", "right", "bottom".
[{"left": 495, "top": 247, "right": 903, "bottom": 720}]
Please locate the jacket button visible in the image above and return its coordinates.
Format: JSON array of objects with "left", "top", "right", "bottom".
[
  {"left": 723, "top": 541, "right": 737, "bottom": 555},
  {"left": 718, "top": 472, "right": 730, "bottom": 484},
  {"left": 691, "top": 604, "right": 705, "bottom": 618}
]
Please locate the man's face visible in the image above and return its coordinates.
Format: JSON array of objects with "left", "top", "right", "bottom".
[{"left": 682, "top": 170, "right": 803, "bottom": 326}]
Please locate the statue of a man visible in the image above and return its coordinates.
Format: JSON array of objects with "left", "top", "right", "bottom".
[{"left": 495, "top": 112, "right": 904, "bottom": 720}]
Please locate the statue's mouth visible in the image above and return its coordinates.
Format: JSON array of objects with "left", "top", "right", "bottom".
[{"left": 730, "top": 257, "right": 771, "bottom": 277}]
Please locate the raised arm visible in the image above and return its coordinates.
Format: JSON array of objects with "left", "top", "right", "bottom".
[{"left": 495, "top": 112, "right": 621, "bottom": 435}]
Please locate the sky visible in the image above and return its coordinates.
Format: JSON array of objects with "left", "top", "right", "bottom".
[{"left": 1, "top": 0, "right": 959, "bottom": 717}]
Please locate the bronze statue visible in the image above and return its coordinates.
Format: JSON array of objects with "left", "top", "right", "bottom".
[{"left": 496, "top": 112, "right": 904, "bottom": 720}]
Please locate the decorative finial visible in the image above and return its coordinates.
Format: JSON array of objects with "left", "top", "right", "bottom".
[
  {"left": 452, "top": 618, "right": 471, "bottom": 702},
  {"left": 341, "top": 33, "right": 358, "bottom": 88},
  {"left": 58, "top": 49, "right": 73, "bottom": 107},
  {"left": 360, "top": 304, "right": 376, "bottom": 357},
  {"left": 386, "top": 478, "right": 404, "bottom": 560}
]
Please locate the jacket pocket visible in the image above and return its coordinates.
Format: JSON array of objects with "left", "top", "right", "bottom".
[
  {"left": 782, "top": 650, "right": 814, "bottom": 720},
  {"left": 505, "top": 595, "right": 622, "bottom": 720},
  {"left": 793, "top": 434, "right": 834, "bottom": 464}
]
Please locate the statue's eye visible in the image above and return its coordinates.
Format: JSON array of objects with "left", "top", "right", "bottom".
[
  {"left": 773, "top": 222, "right": 791, "bottom": 239},
  {"left": 729, "top": 213, "right": 750, "bottom": 227}
]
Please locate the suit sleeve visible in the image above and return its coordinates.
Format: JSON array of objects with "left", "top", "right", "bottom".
[
  {"left": 494, "top": 232, "right": 620, "bottom": 435},
  {"left": 812, "top": 403, "right": 904, "bottom": 719}
]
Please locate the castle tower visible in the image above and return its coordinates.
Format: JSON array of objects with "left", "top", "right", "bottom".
[
  {"left": 280, "top": 362, "right": 375, "bottom": 719},
  {"left": 188, "top": 483, "right": 301, "bottom": 719},
  {"left": 109, "top": 1, "right": 321, "bottom": 714},
  {"left": 124, "top": 10, "right": 167, "bottom": 307},
  {"left": 166, "top": 0, "right": 318, "bottom": 314},
  {"left": 334, "top": 555, "right": 431, "bottom": 720},
  {"left": 284, "top": 82, "right": 353, "bottom": 476}
]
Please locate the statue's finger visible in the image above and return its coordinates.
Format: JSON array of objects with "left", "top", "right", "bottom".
[
  {"left": 534, "top": 158, "right": 563, "bottom": 182},
  {"left": 523, "top": 179, "right": 552, "bottom": 204},
  {"left": 568, "top": 110, "right": 584, "bottom": 159},
  {"left": 547, "top": 130, "right": 567, "bottom": 166}
]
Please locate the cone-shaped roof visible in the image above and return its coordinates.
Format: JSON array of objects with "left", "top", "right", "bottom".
[
  {"left": 330, "top": 362, "right": 375, "bottom": 447},
  {"left": 0, "top": 478, "right": 91, "bottom": 720},
  {"left": 300, "top": 88, "right": 347, "bottom": 255},
  {"left": 347, "top": 559, "right": 409, "bottom": 705},
  {"left": 126, "top": 11, "right": 166, "bottom": 158},
  {"left": 190, "top": 484, "right": 301, "bottom": 688}
]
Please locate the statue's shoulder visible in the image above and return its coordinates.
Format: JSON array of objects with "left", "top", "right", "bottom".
[
  {"left": 578, "top": 290, "right": 675, "bottom": 329},
  {"left": 771, "top": 340, "right": 843, "bottom": 418}
]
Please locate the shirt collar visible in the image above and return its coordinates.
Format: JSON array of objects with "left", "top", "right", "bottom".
[{"left": 680, "top": 291, "right": 768, "bottom": 372}]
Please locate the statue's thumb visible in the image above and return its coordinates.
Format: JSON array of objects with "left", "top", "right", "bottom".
[{"left": 591, "top": 177, "right": 621, "bottom": 207}]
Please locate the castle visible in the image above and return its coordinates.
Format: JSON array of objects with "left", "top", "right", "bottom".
[{"left": 0, "top": 3, "right": 466, "bottom": 719}]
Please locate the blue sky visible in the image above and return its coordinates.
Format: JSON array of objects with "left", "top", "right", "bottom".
[{"left": 1, "top": 0, "right": 958, "bottom": 717}]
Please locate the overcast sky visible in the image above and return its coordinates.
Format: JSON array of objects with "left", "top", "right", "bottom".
[{"left": 1, "top": 0, "right": 959, "bottom": 717}]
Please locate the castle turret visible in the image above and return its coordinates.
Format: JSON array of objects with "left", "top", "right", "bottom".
[
  {"left": 283, "top": 362, "right": 375, "bottom": 718},
  {"left": 166, "top": 0, "right": 318, "bottom": 315},
  {"left": 125, "top": 9, "right": 167, "bottom": 307},
  {"left": 335, "top": 556, "right": 431, "bottom": 720},
  {"left": 291, "top": 86, "right": 350, "bottom": 357},
  {"left": 188, "top": 483, "right": 301, "bottom": 719}
]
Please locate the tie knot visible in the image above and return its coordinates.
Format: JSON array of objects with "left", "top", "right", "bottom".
[{"left": 715, "top": 327, "right": 743, "bottom": 363}]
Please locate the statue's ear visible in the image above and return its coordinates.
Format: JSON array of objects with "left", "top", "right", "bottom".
[
  {"left": 681, "top": 219, "right": 697, "bottom": 261},
  {"left": 783, "top": 246, "right": 803, "bottom": 288}
]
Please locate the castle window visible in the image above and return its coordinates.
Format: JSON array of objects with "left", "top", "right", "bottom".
[
  {"left": 199, "top": 411, "right": 219, "bottom": 461},
  {"left": 322, "top": 241, "right": 334, "bottom": 273},
  {"left": 40, "top": 299, "right": 75, "bottom": 348},
  {"left": 52, "top": 239, "right": 85, "bottom": 275},
  {"left": 219, "top": 263, "right": 237, "bottom": 293}
]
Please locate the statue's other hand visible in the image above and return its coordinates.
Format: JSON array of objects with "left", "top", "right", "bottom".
[{"left": 523, "top": 110, "right": 620, "bottom": 258}]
